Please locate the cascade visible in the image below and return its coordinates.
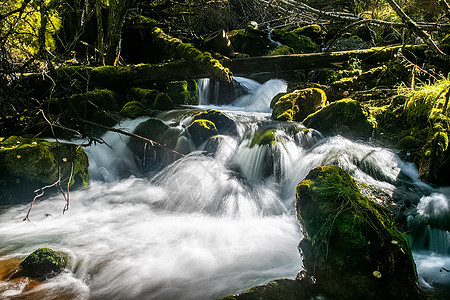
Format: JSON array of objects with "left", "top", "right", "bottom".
[{"left": 0, "top": 77, "right": 449, "bottom": 298}]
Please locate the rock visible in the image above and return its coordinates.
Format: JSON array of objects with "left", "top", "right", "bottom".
[
  {"left": 192, "top": 109, "right": 238, "bottom": 136},
  {"left": 0, "top": 136, "right": 89, "bottom": 203},
  {"left": 69, "top": 89, "right": 120, "bottom": 127},
  {"left": 291, "top": 24, "right": 325, "bottom": 44},
  {"left": 120, "top": 101, "right": 151, "bottom": 119},
  {"left": 302, "top": 98, "right": 375, "bottom": 139},
  {"left": 296, "top": 165, "right": 422, "bottom": 299},
  {"left": 152, "top": 92, "right": 175, "bottom": 110},
  {"left": 204, "top": 29, "right": 234, "bottom": 56},
  {"left": 326, "top": 37, "right": 367, "bottom": 52},
  {"left": 268, "top": 45, "right": 295, "bottom": 56},
  {"left": 271, "top": 28, "right": 320, "bottom": 54},
  {"left": 199, "top": 79, "right": 249, "bottom": 105},
  {"left": 163, "top": 80, "right": 199, "bottom": 105},
  {"left": 129, "top": 88, "right": 159, "bottom": 107},
  {"left": 19, "top": 248, "right": 66, "bottom": 280},
  {"left": 128, "top": 118, "right": 179, "bottom": 172},
  {"left": 219, "top": 278, "right": 315, "bottom": 300},
  {"left": 228, "top": 27, "right": 272, "bottom": 56},
  {"left": 271, "top": 88, "right": 327, "bottom": 122},
  {"left": 188, "top": 119, "right": 218, "bottom": 147},
  {"left": 249, "top": 129, "right": 278, "bottom": 148}
]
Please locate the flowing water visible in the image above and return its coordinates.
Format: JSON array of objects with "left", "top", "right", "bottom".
[{"left": 0, "top": 77, "right": 449, "bottom": 298}]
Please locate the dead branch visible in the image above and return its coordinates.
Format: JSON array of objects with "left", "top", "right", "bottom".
[
  {"left": 24, "top": 180, "right": 60, "bottom": 221},
  {"left": 386, "top": 0, "right": 446, "bottom": 56},
  {"left": 78, "top": 117, "right": 185, "bottom": 158}
]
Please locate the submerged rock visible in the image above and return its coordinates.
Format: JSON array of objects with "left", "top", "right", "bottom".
[
  {"left": 303, "top": 98, "right": 375, "bottom": 139},
  {"left": 271, "top": 88, "right": 327, "bottom": 122},
  {"left": 220, "top": 278, "right": 315, "bottom": 300},
  {"left": 296, "top": 165, "right": 422, "bottom": 299},
  {"left": 188, "top": 119, "right": 218, "bottom": 147},
  {"left": 0, "top": 136, "right": 89, "bottom": 202},
  {"left": 19, "top": 248, "right": 66, "bottom": 280}
]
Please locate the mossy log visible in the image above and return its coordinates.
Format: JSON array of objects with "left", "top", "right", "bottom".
[
  {"left": 19, "top": 45, "right": 431, "bottom": 93},
  {"left": 150, "top": 27, "right": 232, "bottom": 82}
]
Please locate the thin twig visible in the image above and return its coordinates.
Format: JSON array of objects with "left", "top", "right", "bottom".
[{"left": 24, "top": 180, "right": 60, "bottom": 221}]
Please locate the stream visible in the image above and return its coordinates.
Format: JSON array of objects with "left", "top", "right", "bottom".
[{"left": 0, "top": 77, "right": 449, "bottom": 299}]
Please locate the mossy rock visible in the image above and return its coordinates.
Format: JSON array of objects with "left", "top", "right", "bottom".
[
  {"left": 326, "top": 37, "right": 367, "bottom": 52},
  {"left": 291, "top": 24, "right": 324, "bottom": 43},
  {"left": 268, "top": 45, "right": 295, "bottom": 56},
  {"left": 0, "top": 136, "right": 89, "bottom": 202},
  {"left": 270, "top": 92, "right": 288, "bottom": 108},
  {"left": 192, "top": 109, "right": 238, "bottom": 136},
  {"left": 19, "top": 248, "right": 66, "bottom": 279},
  {"left": 296, "top": 165, "right": 422, "bottom": 299},
  {"left": 128, "top": 118, "right": 180, "bottom": 173},
  {"left": 152, "top": 92, "right": 175, "bottom": 110},
  {"left": 164, "top": 80, "right": 199, "bottom": 105},
  {"left": 129, "top": 88, "right": 159, "bottom": 107},
  {"left": 249, "top": 129, "right": 278, "bottom": 148},
  {"left": 188, "top": 119, "right": 218, "bottom": 147},
  {"left": 228, "top": 28, "right": 271, "bottom": 56},
  {"left": 68, "top": 89, "right": 120, "bottom": 129},
  {"left": 219, "top": 278, "right": 314, "bottom": 300},
  {"left": 303, "top": 98, "right": 375, "bottom": 139},
  {"left": 120, "top": 101, "right": 151, "bottom": 119},
  {"left": 272, "top": 88, "right": 327, "bottom": 122},
  {"left": 271, "top": 29, "right": 319, "bottom": 54}
]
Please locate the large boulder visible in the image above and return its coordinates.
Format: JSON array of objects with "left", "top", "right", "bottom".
[
  {"left": 192, "top": 109, "right": 238, "bottom": 136},
  {"left": 128, "top": 118, "right": 181, "bottom": 173},
  {"left": 228, "top": 27, "right": 272, "bottom": 56},
  {"left": 271, "top": 88, "right": 327, "bottom": 122},
  {"left": 302, "top": 98, "right": 376, "bottom": 139},
  {"left": 19, "top": 248, "right": 66, "bottom": 280},
  {"left": 296, "top": 165, "right": 422, "bottom": 299},
  {"left": 271, "top": 28, "right": 320, "bottom": 54},
  {"left": 188, "top": 119, "right": 218, "bottom": 147},
  {"left": 120, "top": 100, "right": 151, "bottom": 119},
  {"left": 0, "top": 136, "right": 89, "bottom": 203},
  {"left": 163, "top": 80, "right": 199, "bottom": 105}
]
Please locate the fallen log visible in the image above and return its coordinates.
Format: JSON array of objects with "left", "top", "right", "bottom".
[{"left": 19, "top": 44, "right": 430, "bottom": 95}]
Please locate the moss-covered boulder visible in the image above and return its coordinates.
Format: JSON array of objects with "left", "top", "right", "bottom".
[
  {"left": 302, "top": 98, "right": 375, "bottom": 139},
  {"left": 268, "top": 45, "right": 295, "bottom": 56},
  {"left": 128, "top": 118, "right": 180, "bottom": 172},
  {"left": 163, "top": 80, "right": 199, "bottom": 105},
  {"left": 192, "top": 109, "right": 238, "bottom": 136},
  {"left": 296, "top": 165, "right": 422, "bottom": 299},
  {"left": 291, "top": 24, "right": 324, "bottom": 44},
  {"left": 228, "top": 27, "right": 272, "bottom": 56},
  {"left": 271, "top": 28, "right": 320, "bottom": 54},
  {"left": 271, "top": 88, "right": 327, "bottom": 122},
  {"left": 68, "top": 89, "right": 120, "bottom": 127},
  {"left": 120, "top": 101, "right": 151, "bottom": 119},
  {"left": 129, "top": 88, "right": 159, "bottom": 107},
  {"left": 249, "top": 129, "right": 278, "bottom": 148},
  {"left": 188, "top": 119, "right": 218, "bottom": 147},
  {"left": 0, "top": 136, "right": 89, "bottom": 202},
  {"left": 152, "top": 92, "right": 175, "bottom": 110},
  {"left": 220, "top": 278, "right": 314, "bottom": 300},
  {"left": 19, "top": 248, "right": 66, "bottom": 280}
]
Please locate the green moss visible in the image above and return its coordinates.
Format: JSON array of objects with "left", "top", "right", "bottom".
[
  {"left": 303, "top": 98, "right": 375, "bottom": 139},
  {"left": 272, "top": 88, "right": 327, "bottom": 122},
  {"left": 152, "top": 93, "right": 175, "bottom": 110},
  {"left": 120, "top": 101, "right": 150, "bottom": 119},
  {"left": 19, "top": 248, "right": 66, "bottom": 279},
  {"left": 129, "top": 88, "right": 159, "bottom": 107},
  {"left": 249, "top": 129, "right": 277, "bottom": 148},
  {"left": 291, "top": 24, "right": 324, "bottom": 42},
  {"left": 164, "top": 80, "right": 199, "bottom": 105},
  {"left": 0, "top": 136, "right": 89, "bottom": 189},
  {"left": 270, "top": 92, "right": 288, "bottom": 108},
  {"left": 188, "top": 119, "right": 218, "bottom": 146},
  {"left": 268, "top": 45, "right": 295, "bottom": 56},
  {"left": 296, "top": 165, "right": 420, "bottom": 299},
  {"left": 192, "top": 109, "right": 237, "bottom": 136},
  {"left": 151, "top": 27, "right": 232, "bottom": 82},
  {"left": 228, "top": 28, "right": 271, "bottom": 57},
  {"left": 271, "top": 29, "right": 319, "bottom": 54}
]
